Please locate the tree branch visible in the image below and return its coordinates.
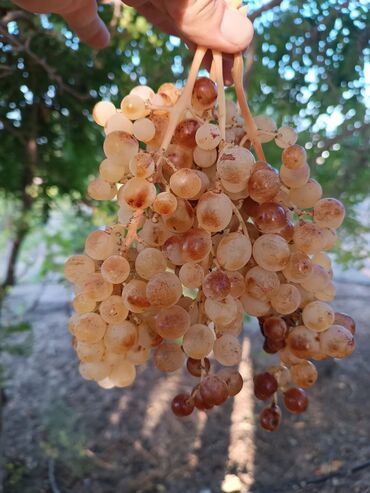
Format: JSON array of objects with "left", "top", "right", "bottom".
[
  {"left": 0, "top": 116, "right": 27, "bottom": 144},
  {"left": 250, "top": 0, "right": 283, "bottom": 21},
  {"left": 312, "top": 122, "right": 370, "bottom": 160},
  {"left": 0, "top": 22, "right": 91, "bottom": 101}
]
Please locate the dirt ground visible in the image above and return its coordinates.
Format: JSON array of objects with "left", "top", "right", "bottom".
[{"left": 2, "top": 279, "right": 370, "bottom": 493}]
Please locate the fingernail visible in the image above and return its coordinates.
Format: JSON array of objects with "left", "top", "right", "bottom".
[{"left": 220, "top": 9, "right": 254, "bottom": 49}]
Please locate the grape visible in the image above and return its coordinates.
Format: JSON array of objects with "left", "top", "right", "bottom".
[
  {"left": 283, "top": 251, "right": 312, "bottom": 283},
  {"left": 182, "top": 228, "right": 212, "bottom": 262},
  {"left": 254, "top": 115, "right": 277, "bottom": 143},
  {"left": 133, "top": 117, "right": 156, "bottom": 142},
  {"left": 217, "top": 146, "right": 255, "bottom": 186},
  {"left": 182, "top": 324, "right": 215, "bottom": 359},
  {"left": 171, "top": 393, "right": 194, "bottom": 417},
  {"left": 300, "top": 264, "right": 330, "bottom": 293},
  {"left": 313, "top": 198, "right": 345, "bottom": 229},
  {"left": 82, "top": 273, "right": 113, "bottom": 302},
  {"left": 288, "top": 178, "right": 322, "bottom": 209},
  {"left": 282, "top": 144, "right": 306, "bottom": 169},
  {"left": 217, "top": 368, "right": 243, "bottom": 396},
  {"left": 76, "top": 340, "right": 105, "bottom": 363},
  {"left": 163, "top": 235, "right": 186, "bottom": 266},
  {"left": 216, "top": 299, "right": 244, "bottom": 337},
  {"left": 129, "top": 151, "right": 155, "bottom": 178},
  {"left": 293, "top": 222, "right": 326, "bottom": 255},
  {"left": 200, "top": 375, "right": 229, "bottom": 406},
  {"left": 122, "top": 279, "right": 150, "bottom": 313},
  {"left": 73, "top": 293, "right": 96, "bottom": 314},
  {"left": 101, "top": 255, "right": 130, "bottom": 284},
  {"left": 193, "top": 146, "right": 217, "bottom": 168},
  {"left": 312, "top": 252, "right": 331, "bottom": 271},
  {"left": 104, "top": 321, "right": 137, "bottom": 354},
  {"left": 109, "top": 360, "right": 137, "bottom": 387},
  {"left": 321, "top": 227, "right": 338, "bottom": 250},
  {"left": 216, "top": 232, "right": 252, "bottom": 271},
  {"left": 320, "top": 324, "right": 355, "bottom": 358},
  {"left": 290, "top": 361, "right": 318, "bottom": 388},
  {"left": 248, "top": 168, "right": 280, "bottom": 204},
  {"left": 67, "top": 56, "right": 355, "bottom": 430},
  {"left": 179, "top": 262, "right": 204, "bottom": 288},
  {"left": 254, "top": 372, "right": 278, "bottom": 400},
  {"left": 270, "top": 283, "right": 301, "bottom": 314},
  {"left": 120, "top": 177, "right": 156, "bottom": 209},
  {"left": 280, "top": 163, "right": 310, "bottom": 189},
  {"left": 202, "top": 271, "right": 231, "bottom": 300},
  {"left": 127, "top": 345, "right": 150, "bottom": 365},
  {"left": 302, "top": 301, "right": 334, "bottom": 332},
  {"left": 139, "top": 218, "right": 171, "bottom": 247},
  {"left": 99, "top": 158, "right": 126, "bottom": 182},
  {"left": 64, "top": 255, "right": 95, "bottom": 284},
  {"left": 334, "top": 312, "right": 356, "bottom": 335},
  {"left": 103, "top": 131, "right": 139, "bottom": 162},
  {"left": 186, "top": 357, "right": 211, "bottom": 377},
  {"left": 213, "top": 334, "right": 242, "bottom": 366},
  {"left": 315, "top": 280, "right": 336, "bottom": 302},
  {"left": 245, "top": 266, "right": 280, "bottom": 302},
  {"left": 146, "top": 272, "right": 182, "bottom": 307},
  {"left": 240, "top": 293, "right": 271, "bottom": 317},
  {"left": 79, "top": 361, "right": 110, "bottom": 381},
  {"left": 105, "top": 112, "right": 134, "bottom": 135},
  {"left": 170, "top": 168, "right": 202, "bottom": 199},
  {"left": 93, "top": 101, "right": 116, "bottom": 126},
  {"left": 85, "top": 230, "right": 115, "bottom": 260},
  {"left": 287, "top": 325, "right": 321, "bottom": 359},
  {"left": 260, "top": 404, "right": 281, "bottom": 432},
  {"left": 154, "top": 342, "right": 184, "bottom": 372},
  {"left": 192, "top": 77, "right": 217, "bottom": 112},
  {"left": 153, "top": 192, "right": 178, "bottom": 216},
  {"left": 253, "top": 234, "right": 290, "bottom": 272},
  {"left": 275, "top": 126, "right": 297, "bottom": 148},
  {"left": 254, "top": 203, "right": 288, "bottom": 234},
  {"left": 120, "top": 94, "right": 147, "bottom": 120},
  {"left": 88, "top": 177, "right": 116, "bottom": 201},
  {"left": 163, "top": 198, "right": 194, "bottom": 233},
  {"left": 195, "top": 123, "right": 221, "bottom": 150},
  {"left": 135, "top": 248, "right": 167, "bottom": 280},
  {"left": 284, "top": 387, "right": 308, "bottom": 413},
  {"left": 204, "top": 295, "right": 238, "bottom": 325},
  {"left": 155, "top": 305, "right": 190, "bottom": 339},
  {"left": 266, "top": 365, "right": 291, "bottom": 391},
  {"left": 173, "top": 119, "right": 200, "bottom": 149},
  {"left": 196, "top": 192, "right": 233, "bottom": 233},
  {"left": 226, "top": 271, "right": 246, "bottom": 298},
  {"left": 99, "top": 295, "right": 129, "bottom": 324},
  {"left": 263, "top": 317, "right": 287, "bottom": 341},
  {"left": 74, "top": 313, "right": 107, "bottom": 343}
]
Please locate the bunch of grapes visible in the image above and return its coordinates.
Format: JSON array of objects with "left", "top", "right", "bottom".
[{"left": 64, "top": 47, "right": 355, "bottom": 431}]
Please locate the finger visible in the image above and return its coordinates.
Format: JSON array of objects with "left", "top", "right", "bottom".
[
  {"left": 164, "top": 0, "right": 254, "bottom": 54},
  {"left": 133, "top": 2, "right": 182, "bottom": 37},
  {"left": 60, "top": 0, "right": 110, "bottom": 49}
]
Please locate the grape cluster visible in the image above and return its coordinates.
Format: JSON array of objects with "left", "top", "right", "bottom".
[{"left": 65, "top": 48, "right": 355, "bottom": 430}]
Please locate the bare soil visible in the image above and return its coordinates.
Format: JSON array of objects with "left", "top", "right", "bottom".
[{"left": 2, "top": 280, "right": 370, "bottom": 493}]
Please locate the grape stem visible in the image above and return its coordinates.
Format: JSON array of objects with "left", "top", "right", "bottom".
[
  {"left": 125, "top": 209, "right": 144, "bottom": 249},
  {"left": 160, "top": 46, "right": 207, "bottom": 152},
  {"left": 230, "top": 200, "right": 249, "bottom": 237},
  {"left": 212, "top": 50, "right": 226, "bottom": 141},
  {"left": 232, "top": 53, "right": 266, "bottom": 162}
]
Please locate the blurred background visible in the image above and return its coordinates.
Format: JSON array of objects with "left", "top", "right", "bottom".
[{"left": 0, "top": 0, "right": 369, "bottom": 492}]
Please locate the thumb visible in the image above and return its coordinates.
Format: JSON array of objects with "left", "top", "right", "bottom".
[{"left": 166, "top": 0, "right": 254, "bottom": 54}]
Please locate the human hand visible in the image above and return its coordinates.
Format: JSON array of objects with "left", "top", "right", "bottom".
[{"left": 12, "top": 0, "right": 253, "bottom": 53}]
